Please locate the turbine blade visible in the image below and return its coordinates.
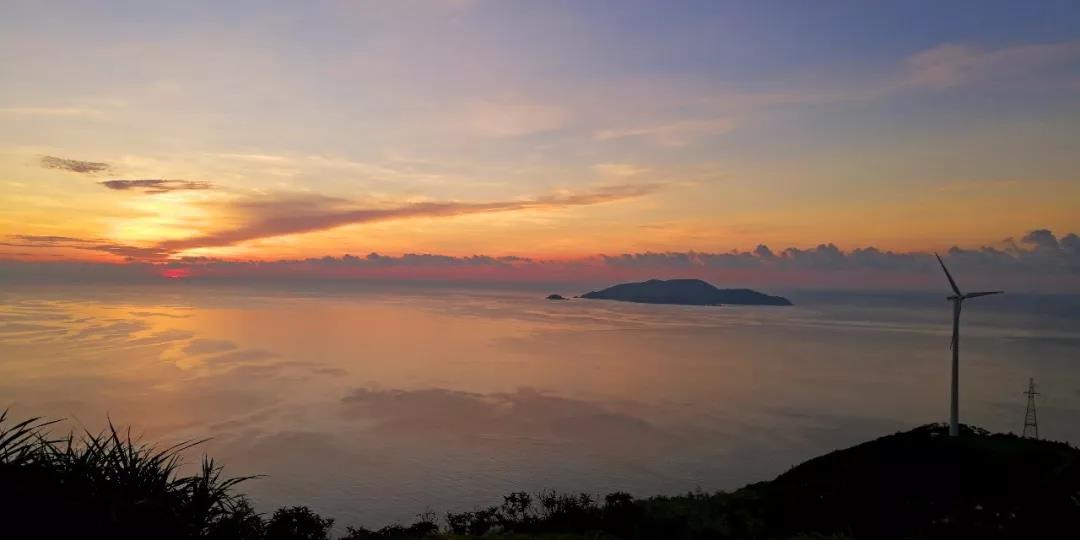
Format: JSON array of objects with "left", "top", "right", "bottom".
[
  {"left": 963, "top": 291, "right": 1003, "bottom": 299},
  {"left": 935, "top": 253, "right": 962, "bottom": 296}
]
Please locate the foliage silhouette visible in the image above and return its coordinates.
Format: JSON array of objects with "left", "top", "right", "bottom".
[
  {"left": 3, "top": 411, "right": 1079, "bottom": 539},
  {"left": 0, "top": 410, "right": 257, "bottom": 540},
  {"left": 266, "top": 506, "right": 335, "bottom": 540}
]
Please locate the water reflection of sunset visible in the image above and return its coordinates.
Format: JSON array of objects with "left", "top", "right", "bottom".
[{"left": 3, "top": 284, "right": 1078, "bottom": 525}]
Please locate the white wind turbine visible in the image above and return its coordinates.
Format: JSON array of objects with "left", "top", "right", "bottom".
[{"left": 934, "top": 253, "right": 1003, "bottom": 437}]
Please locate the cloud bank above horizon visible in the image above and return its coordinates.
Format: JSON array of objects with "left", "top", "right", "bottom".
[{"left": 2, "top": 228, "right": 1076, "bottom": 292}]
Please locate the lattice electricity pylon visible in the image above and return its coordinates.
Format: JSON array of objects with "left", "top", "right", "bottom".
[{"left": 1022, "top": 377, "right": 1039, "bottom": 439}]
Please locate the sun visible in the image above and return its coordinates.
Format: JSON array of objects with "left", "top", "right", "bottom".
[{"left": 160, "top": 268, "right": 190, "bottom": 280}]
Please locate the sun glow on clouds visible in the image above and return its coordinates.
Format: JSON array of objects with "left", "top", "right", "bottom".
[{"left": 104, "top": 192, "right": 217, "bottom": 246}]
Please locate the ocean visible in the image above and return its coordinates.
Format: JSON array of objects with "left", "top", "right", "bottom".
[{"left": 2, "top": 283, "right": 1078, "bottom": 528}]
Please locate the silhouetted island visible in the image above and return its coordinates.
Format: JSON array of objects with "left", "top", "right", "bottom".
[
  {"left": 545, "top": 294, "right": 566, "bottom": 300},
  {"left": 580, "top": 278, "right": 792, "bottom": 306}
]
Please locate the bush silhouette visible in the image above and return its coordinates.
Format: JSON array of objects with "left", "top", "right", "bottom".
[
  {"left": 266, "top": 506, "right": 335, "bottom": 540},
  {"left": 4, "top": 411, "right": 1079, "bottom": 539}
]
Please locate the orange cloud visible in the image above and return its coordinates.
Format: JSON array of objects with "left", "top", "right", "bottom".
[{"left": 157, "top": 183, "right": 664, "bottom": 253}]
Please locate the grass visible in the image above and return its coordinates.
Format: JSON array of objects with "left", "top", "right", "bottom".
[
  {"left": 0, "top": 410, "right": 259, "bottom": 539},
  {"left": 3, "top": 411, "right": 1078, "bottom": 539}
]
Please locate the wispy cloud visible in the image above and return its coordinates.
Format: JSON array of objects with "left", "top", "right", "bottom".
[
  {"left": 594, "top": 118, "right": 734, "bottom": 147},
  {"left": 905, "top": 40, "right": 1080, "bottom": 89},
  {"left": 181, "top": 339, "right": 238, "bottom": 355},
  {"left": 158, "top": 182, "right": 664, "bottom": 252},
  {"left": 586, "top": 39, "right": 1080, "bottom": 147},
  {"left": 10, "top": 235, "right": 86, "bottom": 243},
  {"left": 4, "top": 235, "right": 170, "bottom": 261},
  {"left": 100, "top": 179, "right": 214, "bottom": 194},
  {"left": 40, "top": 155, "right": 110, "bottom": 174},
  {"left": 592, "top": 163, "right": 650, "bottom": 178},
  {"left": 461, "top": 99, "right": 567, "bottom": 137},
  {"left": 0, "top": 106, "right": 103, "bottom": 118}
]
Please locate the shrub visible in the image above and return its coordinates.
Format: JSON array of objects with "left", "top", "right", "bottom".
[{"left": 265, "top": 506, "right": 335, "bottom": 540}]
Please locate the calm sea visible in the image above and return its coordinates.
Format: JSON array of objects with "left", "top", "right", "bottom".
[{"left": 2, "top": 283, "right": 1078, "bottom": 527}]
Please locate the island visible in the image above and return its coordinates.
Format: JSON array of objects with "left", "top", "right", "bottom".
[
  {"left": 545, "top": 294, "right": 567, "bottom": 300},
  {"left": 579, "top": 278, "right": 792, "bottom": 306}
]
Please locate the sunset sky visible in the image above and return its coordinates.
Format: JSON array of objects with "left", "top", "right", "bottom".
[{"left": 2, "top": 1, "right": 1078, "bottom": 288}]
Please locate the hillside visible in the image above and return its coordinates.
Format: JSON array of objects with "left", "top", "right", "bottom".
[
  {"left": 721, "top": 423, "right": 1080, "bottom": 539},
  {"left": 408, "top": 424, "right": 1080, "bottom": 539},
  {"left": 3, "top": 413, "right": 1077, "bottom": 539}
]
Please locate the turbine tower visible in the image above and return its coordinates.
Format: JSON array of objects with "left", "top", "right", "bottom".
[{"left": 935, "top": 253, "right": 1003, "bottom": 437}]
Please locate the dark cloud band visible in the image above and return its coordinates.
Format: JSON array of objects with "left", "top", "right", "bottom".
[
  {"left": 100, "top": 179, "right": 214, "bottom": 194},
  {"left": 3, "top": 235, "right": 171, "bottom": 261},
  {"left": 600, "top": 229, "right": 1080, "bottom": 273},
  {"left": 2, "top": 229, "right": 1076, "bottom": 293},
  {"left": 40, "top": 155, "right": 110, "bottom": 174}
]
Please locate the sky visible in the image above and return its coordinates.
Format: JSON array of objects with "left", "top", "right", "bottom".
[{"left": 1, "top": 1, "right": 1079, "bottom": 289}]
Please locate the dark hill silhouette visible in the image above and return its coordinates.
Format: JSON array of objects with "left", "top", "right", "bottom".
[
  {"left": 4, "top": 411, "right": 1077, "bottom": 539},
  {"left": 726, "top": 423, "right": 1080, "bottom": 539},
  {"left": 580, "top": 278, "right": 792, "bottom": 306}
]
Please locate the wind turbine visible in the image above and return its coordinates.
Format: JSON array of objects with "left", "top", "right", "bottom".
[{"left": 934, "top": 253, "right": 1003, "bottom": 437}]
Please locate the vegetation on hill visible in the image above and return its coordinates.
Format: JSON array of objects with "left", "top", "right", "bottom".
[{"left": 2, "top": 411, "right": 1077, "bottom": 539}]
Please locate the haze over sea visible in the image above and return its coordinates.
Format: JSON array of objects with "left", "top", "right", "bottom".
[{"left": 3, "top": 283, "right": 1078, "bottom": 527}]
